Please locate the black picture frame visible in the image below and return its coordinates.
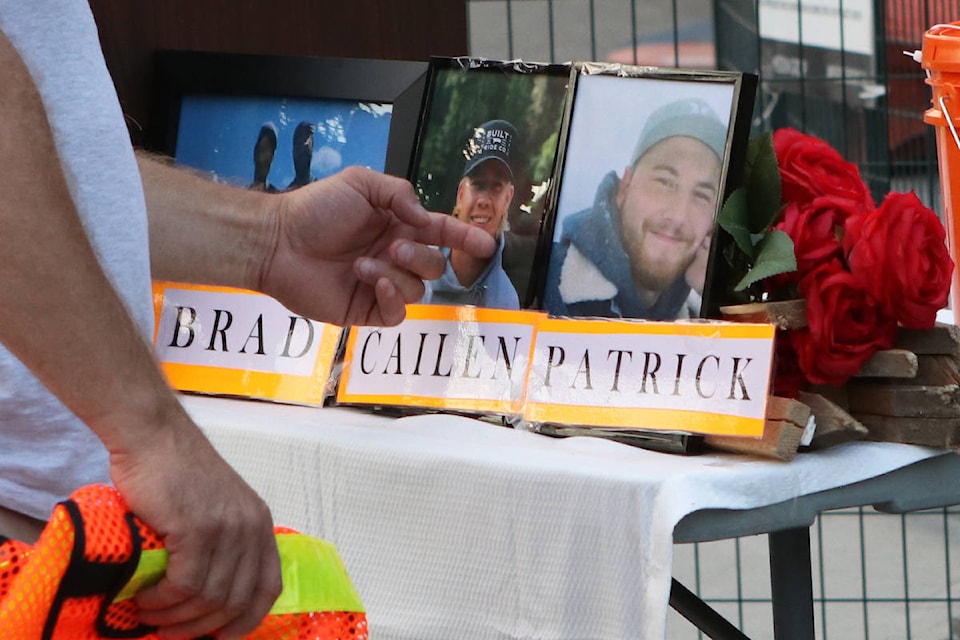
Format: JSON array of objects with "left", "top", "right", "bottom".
[
  {"left": 407, "top": 56, "right": 572, "bottom": 310},
  {"left": 149, "top": 50, "right": 429, "bottom": 180},
  {"left": 533, "top": 63, "right": 757, "bottom": 321}
]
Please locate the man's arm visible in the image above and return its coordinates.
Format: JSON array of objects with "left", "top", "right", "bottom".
[
  {"left": 0, "top": 29, "right": 281, "bottom": 639},
  {"left": 138, "top": 155, "right": 496, "bottom": 327},
  {"left": 137, "top": 153, "right": 275, "bottom": 292}
]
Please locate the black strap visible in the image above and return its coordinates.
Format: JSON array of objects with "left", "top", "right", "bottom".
[{"left": 42, "top": 500, "right": 157, "bottom": 639}]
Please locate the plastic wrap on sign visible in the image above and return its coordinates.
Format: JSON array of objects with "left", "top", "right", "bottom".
[
  {"left": 152, "top": 281, "right": 342, "bottom": 406},
  {"left": 524, "top": 316, "right": 775, "bottom": 437},
  {"left": 334, "top": 304, "right": 542, "bottom": 417}
]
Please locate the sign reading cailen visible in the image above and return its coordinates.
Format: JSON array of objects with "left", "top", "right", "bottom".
[{"left": 337, "top": 304, "right": 541, "bottom": 415}]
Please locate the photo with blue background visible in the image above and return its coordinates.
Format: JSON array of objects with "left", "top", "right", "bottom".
[{"left": 175, "top": 94, "right": 392, "bottom": 190}]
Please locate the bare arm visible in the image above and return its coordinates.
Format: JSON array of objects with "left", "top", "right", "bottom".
[
  {"left": 0, "top": 31, "right": 166, "bottom": 457},
  {"left": 138, "top": 152, "right": 274, "bottom": 291},
  {"left": 138, "top": 155, "right": 496, "bottom": 327},
  {"left": 0, "top": 29, "right": 280, "bottom": 638}
]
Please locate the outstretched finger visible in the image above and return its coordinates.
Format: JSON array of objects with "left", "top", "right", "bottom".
[
  {"left": 354, "top": 258, "right": 425, "bottom": 326},
  {"left": 340, "top": 166, "right": 431, "bottom": 228},
  {"left": 414, "top": 212, "right": 496, "bottom": 260},
  {"left": 390, "top": 240, "right": 448, "bottom": 282},
  {"left": 374, "top": 277, "right": 408, "bottom": 327},
  {"left": 355, "top": 256, "right": 429, "bottom": 303}
]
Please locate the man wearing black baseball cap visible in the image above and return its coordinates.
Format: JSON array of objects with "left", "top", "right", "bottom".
[
  {"left": 421, "top": 119, "right": 521, "bottom": 310},
  {"left": 543, "top": 98, "right": 726, "bottom": 320}
]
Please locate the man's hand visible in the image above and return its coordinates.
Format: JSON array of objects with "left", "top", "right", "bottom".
[
  {"left": 110, "top": 405, "right": 282, "bottom": 639},
  {"left": 259, "top": 166, "right": 496, "bottom": 327}
]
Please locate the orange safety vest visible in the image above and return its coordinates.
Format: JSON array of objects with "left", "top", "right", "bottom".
[{"left": 0, "top": 484, "right": 367, "bottom": 639}]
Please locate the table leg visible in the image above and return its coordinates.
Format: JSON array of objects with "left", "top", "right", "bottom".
[
  {"left": 670, "top": 578, "right": 752, "bottom": 639},
  {"left": 769, "top": 527, "right": 815, "bottom": 640}
]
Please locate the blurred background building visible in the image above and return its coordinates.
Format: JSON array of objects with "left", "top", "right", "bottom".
[{"left": 467, "top": 0, "right": 956, "bottom": 210}]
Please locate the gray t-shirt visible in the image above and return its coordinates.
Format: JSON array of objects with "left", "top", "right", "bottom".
[{"left": 0, "top": 2, "right": 153, "bottom": 519}]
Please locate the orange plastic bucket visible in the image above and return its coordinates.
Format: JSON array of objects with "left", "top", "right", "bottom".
[{"left": 923, "top": 22, "right": 960, "bottom": 325}]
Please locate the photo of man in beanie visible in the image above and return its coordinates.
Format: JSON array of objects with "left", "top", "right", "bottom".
[
  {"left": 420, "top": 119, "right": 521, "bottom": 310},
  {"left": 542, "top": 86, "right": 732, "bottom": 320}
]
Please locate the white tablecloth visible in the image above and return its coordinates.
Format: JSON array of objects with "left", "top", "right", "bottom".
[{"left": 184, "top": 394, "right": 947, "bottom": 640}]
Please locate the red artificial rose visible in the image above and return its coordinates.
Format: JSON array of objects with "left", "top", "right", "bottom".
[
  {"left": 773, "top": 128, "right": 874, "bottom": 212},
  {"left": 771, "top": 329, "right": 805, "bottom": 398},
  {"left": 790, "top": 260, "right": 897, "bottom": 386},
  {"left": 846, "top": 191, "right": 954, "bottom": 329},
  {"left": 774, "top": 195, "right": 864, "bottom": 284}
]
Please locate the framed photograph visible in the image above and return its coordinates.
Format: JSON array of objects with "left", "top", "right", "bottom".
[
  {"left": 408, "top": 57, "right": 572, "bottom": 310},
  {"left": 150, "top": 50, "right": 430, "bottom": 185},
  {"left": 535, "top": 64, "right": 757, "bottom": 321}
]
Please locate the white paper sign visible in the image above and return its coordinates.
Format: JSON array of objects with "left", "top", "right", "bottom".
[
  {"left": 338, "top": 305, "right": 541, "bottom": 414},
  {"left": 525, "top": 318, "right": 775, "bottom": 437},
  {"left": 155, "top": 286, "right": 325, "bottom": 377}
]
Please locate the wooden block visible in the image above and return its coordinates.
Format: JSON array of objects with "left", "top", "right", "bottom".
[
  {"left": 851, "top": 348, "right": 918, "bottom": 379},
  {"left": 854, "top": 413, "right": 960, "bottom": 449},
  {"left": 764, "top": 395, "right": 812, "bottom": 427},
  {"left": 894, "top": 323, "right": 960, "bottom": 356},
  {"left": 806, "top": 383, "right": 849, "bottom": 410},
  {"left": 914, "top": 355, "right": 960, "bottom": 386},
  {"left": 845, "top": 382, "right": 960, "bottom": 418},
  {"left": 719, "top": 299, "right": 807, "bottom": 329},
  {"left": 705, "top": 418, "right": 804, "bottom": 461},
  {"left": 796, "top": 391, "right": 867, "bottom": 449}
]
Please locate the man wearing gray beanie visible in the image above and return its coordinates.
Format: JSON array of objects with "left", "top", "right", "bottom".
[{"left": 543, "top": 97, "right": 727, "bottom": 319}]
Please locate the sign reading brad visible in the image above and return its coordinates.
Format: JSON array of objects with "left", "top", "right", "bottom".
[
  {"left": 539, "top": 65, "right": 754, "bottom": 320},
  {"left": 420, "top": 119, "right": 521, "bottom": 310},
  {"left": 409, "top": 57, "right": 571, "bottom": 309}
]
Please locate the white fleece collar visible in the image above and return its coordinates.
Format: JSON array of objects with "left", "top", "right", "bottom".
[{"left": 557, "top": 244, "right": 618, "bottom": 304}]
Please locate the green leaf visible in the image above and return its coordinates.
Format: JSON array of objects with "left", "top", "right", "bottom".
[
  {"left": 733, "top": 229, "right": 797, "bottom": 291},
  {"left": 717, "top": 188, "right": 755, "bottom": 259},
  {"left": 743, "top": 133, "right": 782, "bottom": 233}
]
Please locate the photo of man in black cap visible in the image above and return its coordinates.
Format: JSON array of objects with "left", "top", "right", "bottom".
[
  {"left": 542, "top": 89, "right": 732, "bottom": 320},
  {"left": 409, "top": 60, "right": 570, "bottom": 309},
  {"left": 420, "top": 119, "right": 521, "bottom": 310}
]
